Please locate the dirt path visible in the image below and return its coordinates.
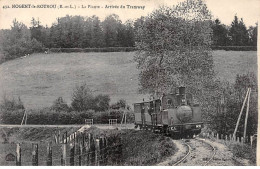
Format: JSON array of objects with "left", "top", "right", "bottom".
[
  {"left": 158, "top": 138, "right": 241, "bottom": 166},
  {"left": 177, "top": 139, "right": 214, "bottom": 166},
  {"left": 200, "top": 138, "right": 237, "bottom": 165}
]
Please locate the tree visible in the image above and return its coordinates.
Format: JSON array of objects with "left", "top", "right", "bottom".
[
  {"left": 229, "top": 15, "right": 249, "bottom": 46},
  {"left": 51, "top": 97, "right": 70, "bottom": 112},
  {"left": 211, "top": 19, "right": 230, "bottom": 46},
  {"left": 93, "top": 94, "right": 110, "bottom": 111},
  {"left": 248, "top": 24, "right": 258, "bottom": 46},
  {"left": 135, "top": 0, "right": 214, "bottom": 94},
  {"left": 209, "top": 73, "right": 257, "bottom": 136},
  {"left": 71, "top": 83, "right": 95, "bottom": 111},
  {"left": 102, "top": 14, "right": 122, "bottom": 47},
  {"left": 0, "top": 19, "right": 43, "bottom": 60},
  {"left": 88, "top": 16, "right": 105, "bottom": 47},
  {"left": 134, "top": 0, "right": 216, "bottom": 120}
]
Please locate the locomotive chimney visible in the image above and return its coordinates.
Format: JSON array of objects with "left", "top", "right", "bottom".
[{"left": 179, "top": 87, "right": 186, "bottom": 95}]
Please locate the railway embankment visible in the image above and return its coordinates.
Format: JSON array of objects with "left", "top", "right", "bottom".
[{"left": 0, "top": 126, "right": 177, "bottom": 165}]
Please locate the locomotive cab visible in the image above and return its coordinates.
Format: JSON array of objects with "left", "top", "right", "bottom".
[{"left": 161, "top": 87, "right": 203, "bottom": 138}]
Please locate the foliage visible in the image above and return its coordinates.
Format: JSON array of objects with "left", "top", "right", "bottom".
[
  {"left": 71, "top": 83, "right": 95, "bottom": 111},
  {"left": 110, "top": 99, "right": 131, "bottom": 110},
  {"left": 93, "top": 94, "right": 110, "bottom": 112},
  {"left": 134, "top": 0, "right": 217, "bottom": 121},
  {"left": 0, "top": 19, "right": 43, "bottom": 61},
  {"left": 229, "top": 15, "right": 250, "bottom": 46},
  {"left": 209, "top": 72, "right": 257, "bottom": 136},
  {"left": 211, "top": 46, "right": 257, "bottom": 51},
  {"left": 248, "top": 24, "right": 258, "bottom": 46},
  {"left": 0, "top": 96, "right": 25, "bottom": 124},
  {"left": 0, "top": 108, "right": 134, "bottom": 124},
  {"left": 51, "top": 97, "right": 70, "bottom": 112},
  {"left": 228, "top": 142, "right": 256, "bottom": 164},
  {"left": 121, "top": 130, "right": 177, "bottom": 165},
  {"left": 71, "top": 83, "right": 111, "bottom": 112},
  {"left": 0, "top": 96, "right": 24, "bottom": 111},
  {"left": 211, "top": 19, "right": 230, "bottom": 46}
]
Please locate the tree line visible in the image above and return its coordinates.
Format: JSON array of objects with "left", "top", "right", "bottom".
[
  {"left": 0, "top": 13, "right": 258, "bottom": 62},
  {"left": 212, "top": 16, "right": 257, "bottom": 46}
]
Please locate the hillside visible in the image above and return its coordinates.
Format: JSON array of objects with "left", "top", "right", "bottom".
[{"left": 0, "top": 51, "right": 257, "bottom": 109}]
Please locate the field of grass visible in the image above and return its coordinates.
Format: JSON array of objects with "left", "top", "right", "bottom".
[{"left": 0, "top": 50, "right": 257, "bottom": 109}]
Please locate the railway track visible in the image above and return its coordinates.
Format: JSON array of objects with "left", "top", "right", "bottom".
[{"left": 172, "top": 138, "right": 216, "bottom": 166}]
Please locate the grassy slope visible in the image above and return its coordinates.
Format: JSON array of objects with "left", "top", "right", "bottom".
[{"left": 0, "top": 51, "right": 257, "bottom": 109}]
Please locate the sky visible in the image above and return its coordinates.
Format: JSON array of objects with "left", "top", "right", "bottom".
[{"left": 0, "top": 0, "right": 259, "bottom": 29}]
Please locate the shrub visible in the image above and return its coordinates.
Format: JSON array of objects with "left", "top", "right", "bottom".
[
  {"left": 51, "top": 97, "right": 70, "bottom": 112},
  {"left": 0, "top": 96, "right": 24, "bottom": 111},
  {"left": 121, "top": 130, "right": 177, "bottom": 165},
  {"left": 71, "top": 83, "right": 111, "bottom": 112}
]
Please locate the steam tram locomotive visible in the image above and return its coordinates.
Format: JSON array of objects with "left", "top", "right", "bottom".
[{"left": 134, "top": 87, "right": 203, "bottom": 138}]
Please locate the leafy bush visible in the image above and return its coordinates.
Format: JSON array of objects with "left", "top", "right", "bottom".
[
  {"left": 110, "top": 99, "right": 130, "bottom": 110},
  {"left": 51, "top": 97, "right": 70, "bottom": 112},
  {"left": 71, "top": 83, "right": 110, "bottom": 112},
  {"left": 121, "top": 130, "right": 177, "bottom": 165},
  {"left": 0, "top": 96, "right": 24, "bottom": 111}
]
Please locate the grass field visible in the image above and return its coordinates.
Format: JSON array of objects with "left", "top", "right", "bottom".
[{"left": 0, "top": 51, "right": 257, "bottom": 109}]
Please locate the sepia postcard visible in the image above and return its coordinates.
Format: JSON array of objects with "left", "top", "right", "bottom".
[{"left": 0, "top": 0, "right": 259, "bottom": 166}]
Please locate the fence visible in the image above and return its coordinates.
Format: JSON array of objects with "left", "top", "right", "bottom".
[
  {"left": 3, "top": 130, "right": 122, "bottom": 166},
  {"left": 200, "top": 132, "right": 256, "bottom": 147},
  {"left": 85, "top": 119, "right": 93, "bottom": 125},
  {"left": 109, "top": 119, "right": 118, "bottom": 126}
]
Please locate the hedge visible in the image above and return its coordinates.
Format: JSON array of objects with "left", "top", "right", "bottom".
[
  {"left": 0, "top": 108, "right": 135, "bottom": 125},
  {"left": 211, "top": 46, "right": 257, "bottom": 51},
  {"left": 47, "top": 47, "right": 136, "bottom": 53},
  {"left": 45, "top": 46, "right": 257, "bottom": 53}
]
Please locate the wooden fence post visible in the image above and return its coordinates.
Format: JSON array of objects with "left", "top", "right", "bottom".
[
  {"left": 250, "top": 136, "right": 253, "bottom": 147},
  {"left": 81, "top": 133, "right": 86, "bottom": 166},
  {"left": 241, "top": 137, "right": 244, "bottom": 144},
  {"left": 58, "top": 130, "right": 61, "bottom": 144},
  {"left": 54, "top": 133, "right": 58, "bottom": 144},
  {"left": 32, "top": 143, "right": 38, "bottom": 166},
  {"left": 99, "top": 137, "right": 103, "bottom": 165},
  {"left": 216, "top": 133, "right": 219, "bottom": 140},
  {"left": 95, "top": 138, "right": 100, "bottom": 166},
  {"left": 61, "top": 144, "right": 67, "bottom": 166},
  {"left": 90, "top": 134, "right": 96, "bottom": 165},
  {"left": 64, "top": 131, "right": 68, "bottom": 144},
  {"left": 79, "top": 141, "right": 83, "bottom": 166},
  {"left": 16, "top": 143, "right": 21, "bottom": 166},
  {"left": 47, "top": 142, "right": 52, "bottom": 166},
  {"left": 104, "top": 137, "right": 107, "bottom": 165},
  {"left": 85, "top": 133, "right": 90, "bottom": 165},
  {"left": 70, "top": 143, "right": 75, "bottom": 166}
]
